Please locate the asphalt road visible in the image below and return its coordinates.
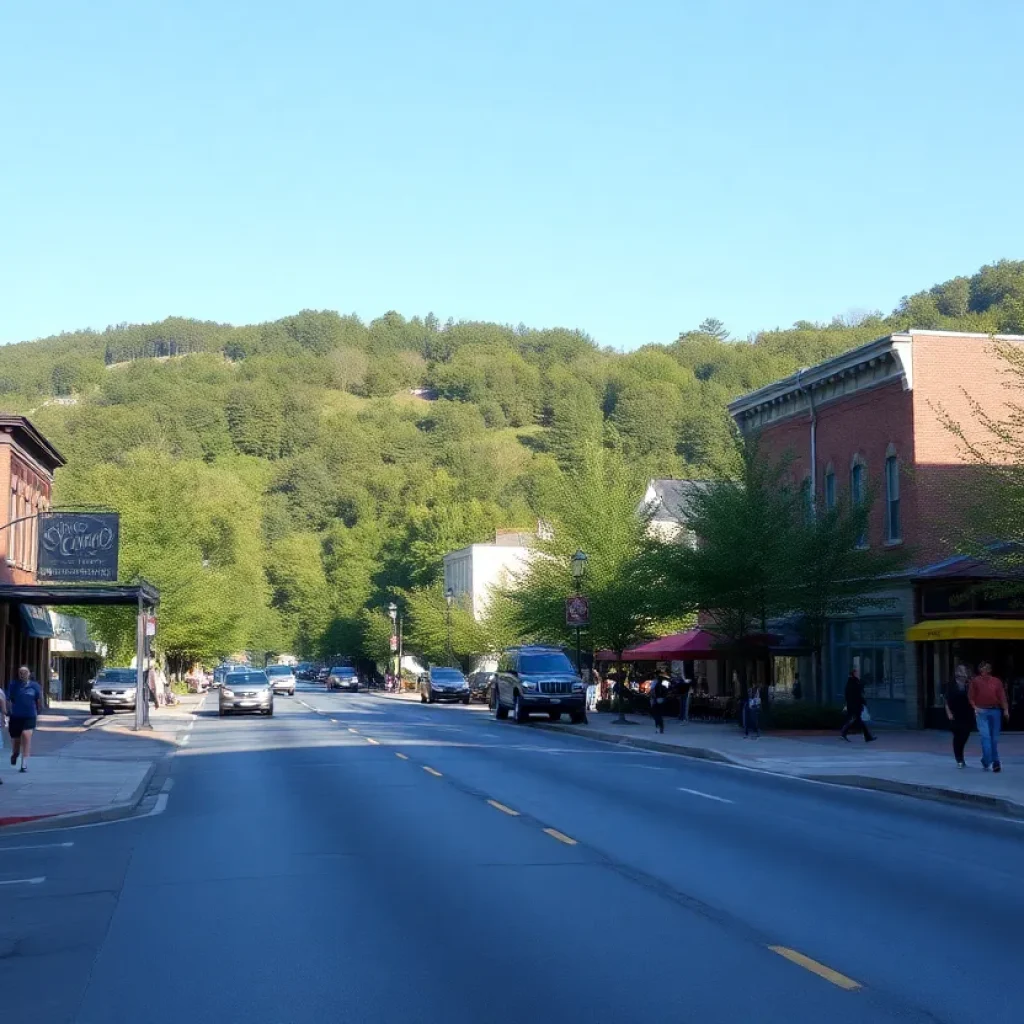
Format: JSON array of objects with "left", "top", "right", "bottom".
[{"left": 1, "top": 682, "right": 1021, "bottom": 1024}]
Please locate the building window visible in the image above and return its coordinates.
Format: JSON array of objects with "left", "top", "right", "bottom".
[
  {"left": 850, "top": 457, "right": 866, "bottom": 546},
  {"left": 7, "top": 485, "right": 16, "bottom": 564},
  {"left": 824, "top": 467, "right": 836, "bottom": 510},
  {"left": 885, "top": 452, "right": 900, "bottom": 542},
  {"left": 831, "top": 618, "right": 905, "bottom": 702},
  {"left": 801, "top": 476, "right": 814, "bottom": 520}
]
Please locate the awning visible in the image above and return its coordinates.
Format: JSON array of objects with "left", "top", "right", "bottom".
[
  {"left": 19, "top": 604, "right": 55, "bottom": 639},
  {"left": 906, "top": 618, "right": 1024, "bottom": 642},
  {"left": 619, "top": 629, "right": 724, "bottom": 661}
]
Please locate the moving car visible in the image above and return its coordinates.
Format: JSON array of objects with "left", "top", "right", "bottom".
[
  {"left": 327, "top": 665, "right": 359, "bottom": 692},
  {"left": 467, "top": 670, "right": 495, "bottom": 704},
  {"left": 89, "top": 668, "right": 138, "bottom": 715},
  {"left": 266, "top": 664, "right": 296, "bottom": 696},
  {"left": 420, "top": 666, "right": 470, "bottom": 704},
  {"left": 492, "top": 646, "right": 587, "bottom": 724},
  {"left": 219, "top": 670, "right": 274, "bottom": 717}
]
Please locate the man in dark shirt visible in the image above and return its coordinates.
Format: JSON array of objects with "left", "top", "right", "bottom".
[
  {"left": 7, "top": 666, "right": 42, "bottom": 773},
  {"left": 840, "top": 667, "right": 876, "bottom": 742}
]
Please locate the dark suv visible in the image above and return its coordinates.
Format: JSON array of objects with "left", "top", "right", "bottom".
[{"left": 492, "top": 646, "right": 587, "bottom": 725}]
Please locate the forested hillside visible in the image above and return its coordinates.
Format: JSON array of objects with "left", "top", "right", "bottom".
[{"left": 7, "top": 260, "right": 1024, "bottom": 664}]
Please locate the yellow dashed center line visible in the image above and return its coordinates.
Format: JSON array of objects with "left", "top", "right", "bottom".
[
  {"left": 395, "top": 752, "right": 409, "bottom": 760},
  {"left": 365, "top": 737, "right": 380, "bottom": 745},
  {"left": 487, "top": 799, "right": 520, "bottom": 816},
  {"left": 423, "top": 766, "right": 443, "bottom": 777},
  {"left": 768, "top": 946, "right": 861, "bottom": 990},
  {"left": 543, "top": 828, "right": 577, "bottom": 846}
]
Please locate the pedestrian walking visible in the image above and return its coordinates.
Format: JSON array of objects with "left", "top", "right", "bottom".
[
  {"left": 674, "top": 674, "right": 692, "bottom": 722},
  {"left": 0, "top": 686, "right": 6, "bottom": 784},
  {"left": 840, "top": 667, "right": 876, "bottom": 742},
  {"left": 649, "top": 673, "right": 668, "bottom": 734},
  {"left": 744, "top": 684, "right": 762, "bottom": 738},
  {"left": 969, "top": 661, "right": 1009, "bottom": 772},
  {"left": 944, "top": 664, "right": 974, "bottom": 768},
  {"left": 6, "top": 666, "right": 42, "bottom": 772},
  {"left": 587, "top": 667, "right": 601, "bottom": 712}
]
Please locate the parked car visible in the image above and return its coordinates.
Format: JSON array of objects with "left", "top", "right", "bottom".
[
  {"left": 317, "top": 666, "right": 330, "bottom": 683},
  {"left": 89, "top": 668, "right": 138, "bottom": 715},
  {"left": 467, "top": 670, "right": 495, "bottom": 703},
  {"left": 219, "top": 670, "right": 274, "bottom": 717},
  {"left": 266, "top": 664, "right": 296, "bottom": 696},
  {"left": 327, "top": 666, "right": 359, "bottom": 692},
  {"left": 420, "top": 666, "right": 470, "bottom": 704},
  {"left": 296, "top": 662, "right": 316, "bottom": 681},
  {"left": 492, "top": 646, "right": 586, "bottom": 724}
]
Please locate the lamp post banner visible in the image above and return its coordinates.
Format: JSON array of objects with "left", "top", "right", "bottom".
[
  {"left": 37, "top": 512, "right": 120, "bottom": 582},
  {"left": 565, "top": 595, "right": 590, "bottom": 628}
]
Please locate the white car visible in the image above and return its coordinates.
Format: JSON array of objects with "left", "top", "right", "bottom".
[{"left": 266, "top": 664, "right": 296, "bottom": 696}]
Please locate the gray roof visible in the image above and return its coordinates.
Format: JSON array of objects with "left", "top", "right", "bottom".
[{"left": 645, "top": 479, "right": 716, "bottom": 523}]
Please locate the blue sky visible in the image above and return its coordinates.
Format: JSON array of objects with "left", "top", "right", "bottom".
[{"left": 3, "top": 0, "right": 1023, "bottom": 350}]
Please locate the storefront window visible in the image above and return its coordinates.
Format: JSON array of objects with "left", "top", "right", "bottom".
[{"left": 832, "top": 618, "right": 905, "bottom": 701}]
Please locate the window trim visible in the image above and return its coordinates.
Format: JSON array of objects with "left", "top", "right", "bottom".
[{"left": 824, "top": 463, "right": 836, "bottom": 511}]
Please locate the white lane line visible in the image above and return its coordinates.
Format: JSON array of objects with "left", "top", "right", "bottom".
[
  {"left": 177, "top": 734, "right": 190, "bottom": 747},
  {"left": 0, "top": 877, "right": 45, "bottom": 886},
  {"left": 0, "top": 842, "right": 73, "bottom": 852},
  {"left": 161, "top": 778, "right": 175, "bottom": 794},
  {"left": 146, "top": 794, "right": 169, "bottom": 818},
  {"left": 677, "top": 786, "right": 733, "bottom": 804}
]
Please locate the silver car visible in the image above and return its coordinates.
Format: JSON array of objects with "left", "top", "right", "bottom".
[
  {"left": 266, "top": 664, "right": 296, "bottom": 696},
  {"left": 89, "top": 668, "right": 138, "bottom": 715},
  {"left": 219, "top": 671, "right": 274, "bottom": 717}
]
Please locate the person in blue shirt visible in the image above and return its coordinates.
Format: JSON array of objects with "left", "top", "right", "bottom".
[{"left": 7, "top": 665, "right": 42, "bottom": 772}]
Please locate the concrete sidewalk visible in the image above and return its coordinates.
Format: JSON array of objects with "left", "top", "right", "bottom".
[
  {"left": 536, "top": 712, "right": 1024, "bottom": 817},
  {"left": 0, "top": 695, "right": 201, "bottom": 830}
]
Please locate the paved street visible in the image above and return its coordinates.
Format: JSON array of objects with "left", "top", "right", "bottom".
[{"left": 1, "top": 683, "right": 1021, "bottom": 1024}]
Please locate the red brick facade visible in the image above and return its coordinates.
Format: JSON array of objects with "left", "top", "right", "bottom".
[{"left": 735, "top": 331, "right": 1024, "bottom": 568}]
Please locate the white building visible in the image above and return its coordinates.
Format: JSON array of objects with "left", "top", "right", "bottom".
[
  {"left": 443, "top": 530, "right": 536, "bottom": 622},
  {"left": 640, "top": 479, "right": 714, "bottom": 545}
]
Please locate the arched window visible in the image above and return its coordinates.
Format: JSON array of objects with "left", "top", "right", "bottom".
[
  {"left": 885, "top": 444, "right": 901, "bottom": 542},
  {"left": 850, "top": 454, "right": 867, "bottom": 547},
  {"left": 824, "top": 463, "right": 836, "bottom": 511}
]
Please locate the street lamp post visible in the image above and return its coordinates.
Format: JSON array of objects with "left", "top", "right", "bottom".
[
  {"left": 571, "top": 550, "right": 588, "bottom": 675},
  {"left": 445, "top": 587, "right": 454, "bottom": 667},
  {"left": 387, "top": 602, "right": 398, "bottom": 686}
]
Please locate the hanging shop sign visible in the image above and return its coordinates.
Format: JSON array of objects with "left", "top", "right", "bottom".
[{"left": 37, "top": 512, "right": 120, "bottom": 582}]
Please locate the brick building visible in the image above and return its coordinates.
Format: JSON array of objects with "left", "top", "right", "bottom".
[
  {"left": 729, "top": 330, "right": 1024, "bottom": 728},
  {"left": 0, "top": 416, "right": 66, "bottom": 686}
]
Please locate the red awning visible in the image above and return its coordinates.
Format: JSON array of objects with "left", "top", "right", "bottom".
[{"left": 595, "top": 629, "right": 724, "bottom": 662}]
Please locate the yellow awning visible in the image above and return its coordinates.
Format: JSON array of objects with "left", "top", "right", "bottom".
[{"left": 906, "top": 619, "right": 1024, "bottom": 642}]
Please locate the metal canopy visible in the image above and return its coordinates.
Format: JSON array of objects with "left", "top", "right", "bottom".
[{"left": 0, "top": 580, "right": 159, "bottom": 607}]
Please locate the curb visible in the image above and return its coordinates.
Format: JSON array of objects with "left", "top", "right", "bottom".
[
  {"left": 802, "top": 773, "right": 1024, "bottom": 819},
  {"left": 0, "top": 761, "right": 158, "bottom": 834},
  {"left": 532, "top": 720, "right": 1024, "bottom": 818}
]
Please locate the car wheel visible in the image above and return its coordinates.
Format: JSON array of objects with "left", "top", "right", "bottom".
[
  {"left": 267, "top": 709, "right": 274, "bottom": 717},
  {"left": 570, "top": 711, "right": 588, "bottom": 725},
  {"left": 462, "top": 697, "right": 470, "bottom": 705},
  {"left": 90, "top": 706, "right": 101, "bottom": 716},
  {"left": 428, "top": 692, "right": 435, "bottom": 704},
  {"left": 548, "top": 711, "right": 561, "bottom": 721},
  {"left": 219, "top": 710, "right": 226, "bottom": 717},
  {"left": 513, "top": 693, "right": 529, "bottom": 724},
  {"left": 492, "top": 689, "right": 509, "bottom": 721}
]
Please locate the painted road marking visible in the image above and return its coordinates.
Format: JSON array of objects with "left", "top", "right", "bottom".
[
  {"left": 0, "top": 842, "right": 73, "bottom": 852},
  {"left": 178, "top": 734, "right": 191, "bottom": 747},
  {"left": 161, "top": 778, "right": 175, "bottom": 794},
  {"left": 366, "top": 737, "right": 380, "bottom": 745},
  {"left": 0, "top": 877, "right": 45, "bottom": 886},
  {"left": 543, "top": 828, "right": 578, "bottom": 846},
  {"left": 395, "top": 753, "right": 409, "bottom": 760},
  {"left": 423, "top": 766, "right": 443, "bottom": 777},
  {"left": 348, "top": 728, "right": 359, "bottom": 734},
  {"left": 677, "top": 786, "right": 733, "bottom": 804},
  {"left": 487, "top": 800, "right": 519, "bottom": 816},
  {"left": 768, "top": 946, "right": 861, "bottom": 990}
]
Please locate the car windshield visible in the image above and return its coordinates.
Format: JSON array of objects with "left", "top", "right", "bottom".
[
  {"left": 266, "top": 666, "right": 293, "bottom": 676},
  {"left": 432, "top": 670, "right": 464, "bottom": 682},
  {"left": 97, "top": 669, "right": 136, "bottom": 684},
  {"left": 519, "top": 653, "right": 575, "bottom": 674},
  {"left": 226, "top": 673, "right": 268, "bottom": 686}
]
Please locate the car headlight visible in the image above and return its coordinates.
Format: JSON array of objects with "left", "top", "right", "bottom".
[
  {"left": 125, "top": 688, "right": 137, "bottom": 698},
  {"left": 222, "top": 689, "right": 234, "bottom": 698},
  {"left": 520, "top": 680, "right": 537, "bottom": 691}
]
